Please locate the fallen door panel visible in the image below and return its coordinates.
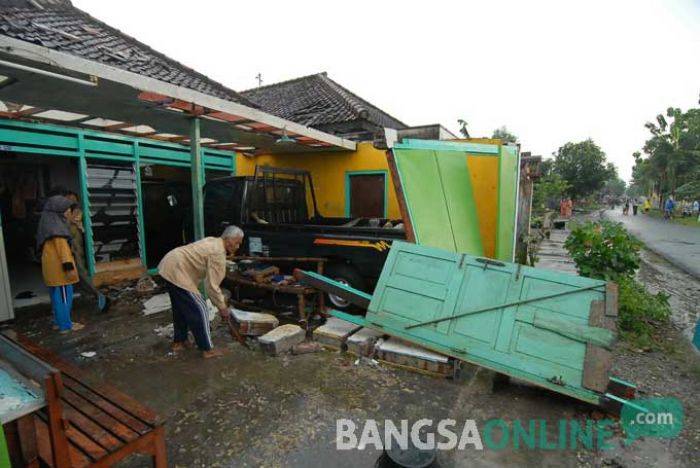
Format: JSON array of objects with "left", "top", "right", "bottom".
[{"left": 363, "top": 241, "right": 614, "bottom": 405}]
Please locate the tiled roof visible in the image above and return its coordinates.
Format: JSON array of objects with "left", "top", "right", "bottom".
[
  {"left": 0, "top": 0, "right": 256, "bottom": 106},
  {"left": 241, "top": 72, "right": 407, "bottom": 130}
]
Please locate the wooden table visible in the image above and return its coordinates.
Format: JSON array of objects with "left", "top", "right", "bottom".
[{"left": 227, "top": 256, "right": 327, "bottom": 324}]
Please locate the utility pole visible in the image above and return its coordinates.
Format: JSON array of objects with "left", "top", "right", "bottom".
[{"left": 255, "top": 73, "right": 263, "bottom": 87}]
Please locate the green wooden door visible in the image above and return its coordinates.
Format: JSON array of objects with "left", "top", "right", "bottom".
[
  {"left": 390, "top": 144, "right": 484, "bottom": 255},
  {"left": 365, "top": 241, "right": 615, "bottom": 404}
]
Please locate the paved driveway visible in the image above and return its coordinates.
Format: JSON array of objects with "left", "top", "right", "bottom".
[{"left": 604, "top": 208, "right": 700, "bottom": 279}]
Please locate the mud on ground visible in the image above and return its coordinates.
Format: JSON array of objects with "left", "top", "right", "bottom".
[{"left": 6, "top": 250, "right": 700, "bottom": 467}]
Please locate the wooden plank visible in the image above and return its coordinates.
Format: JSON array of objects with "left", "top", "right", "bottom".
[
  {"left": 34, "top": 416, "right": 90, "bottom": 468},
  {"left": 294, "top": 269, "right": 371, "bottom": 309},
  {"left": 17, "top": 414, "right": 38, "bottom": 466},
  {"left": 63, "top": 423, "right": 108, "bottom": 461},
  {"left": 386, "top": 150, "right": 416, "bottom": 243},
  {"left": 61, "top": 406, "right": 123, "bottom": 452},
  {"left": 11, "top": 335, "right": 161, "bottom": 427},
  {"left": 61, "top": 376, "right": 151, "bottom": 435},
  {"left": 532, "top": 314, "right": 615, "bottom": 348},
  {"left": 63, "top": 387, "right": 139, "bottom": 442},
  {"left": 582, "top": 300, "right": 614, "bottom": 392}
]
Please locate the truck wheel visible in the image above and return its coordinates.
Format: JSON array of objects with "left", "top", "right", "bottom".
[{"left": 324, "top": 263, "right": 367, "bottom": 314}]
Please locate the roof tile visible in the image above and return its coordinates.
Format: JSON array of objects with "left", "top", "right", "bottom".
[
  {"left": 0, "top": 1, "right": 256, "bottom": 107},
  {"left": 241, "top": 72, "right": 407, "bottom": 130}
]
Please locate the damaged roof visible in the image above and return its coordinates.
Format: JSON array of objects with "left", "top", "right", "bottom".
[
  {"left": 241, "top": 72, "right": 408, "bottom": 131},
  {"left": 0, "top": 0, "right": 256, "bottom": 106}
]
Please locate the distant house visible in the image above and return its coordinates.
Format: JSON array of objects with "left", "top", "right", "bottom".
[{"left": 242, "top": 72, "right": 409, "bottom": 141}]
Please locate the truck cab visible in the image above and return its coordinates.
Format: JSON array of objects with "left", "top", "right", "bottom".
[{"left": 203, "top": 167, "right": 406, "bottom": 310}]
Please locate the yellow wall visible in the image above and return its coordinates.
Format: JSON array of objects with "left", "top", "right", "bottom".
[
  {"left": 236, "top": 139, "right": 501, "bottom": 257},
  {"left": 466, "top": 156, "right": 499, "bottom": 258},
  {"left": 237, "top": 142, "right": 402, "bottom": 219}
]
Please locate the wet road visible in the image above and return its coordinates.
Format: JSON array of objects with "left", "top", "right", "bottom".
[{"left": 603, "top": 209, "right": 700, "bottom": 279}]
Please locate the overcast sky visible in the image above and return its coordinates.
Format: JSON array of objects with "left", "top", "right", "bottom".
[{"left": 74, "top": 0, "right": 700, "bottom": 181}]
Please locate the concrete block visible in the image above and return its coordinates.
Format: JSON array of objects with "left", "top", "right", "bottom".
[
  {"left": 230, "top": 308, "right": 279, "bottom": 336},
  {"left": 346, "top": 327, "right": 384, "bottom": 356},
  {"left": 312, "top": 317, "right": 362, "bottom": 349},
  {"left": 259, "top": 324, "right": 305, "bottom": 355},
  {"left": 375, "top": 338, "right": 455, "bottom": 377}
]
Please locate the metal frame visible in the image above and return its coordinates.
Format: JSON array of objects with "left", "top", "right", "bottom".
[
  {"left": 394, "top": 139, "right": 500, "bottom": 154},
  {"left": 0, "top": 35, "right": 356, "bottom": 152},
  {"left": 344, "top": 170, "right": 389, "bottom": 218},
  {"left": 0, "top": 118, "right": 236, "bottom": 278}
]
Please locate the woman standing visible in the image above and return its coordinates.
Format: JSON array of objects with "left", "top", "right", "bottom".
[
  {"left": 65, "top": 192, "right": 109, "bottom": 312},
  {"left": 36, "top": 195, "right": 84, "bottom": 332}
]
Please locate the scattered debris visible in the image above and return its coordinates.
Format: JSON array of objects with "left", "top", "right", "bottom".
[
  {"left": 14, "top": 290, "right": 36, "bottom": 300},
  {"left": 375, "top": 338, "right": 454, "bottom": 377},
  {"left": 142, "top": 293, "right": 171, "bottom": 316},
  {"left": 154, "top": 324, "right": 174, "bottom": 338},
  {"left": 346, "top": 327, "right": 384, "bottom": 356},
  {"left": 312, "top": 317, "right": 361, "bottom": 349},
  {"left": 259, "top": 324, "right": 305, "bottom": 356},
  {"left": 354, "top": 356, "right": 380, "bottom": 368},
  {"left": 135, "top": 276, "right": 158, "bottom": 295},
  {"left": 242, "top": 264, "right": 280, "bottom": 283},
  {"left": 230, "top": 309, "right": 279, "bottom": 336},
  {"left": 291, "top": 341, "right": 323, "bottom": 355},
  {"left": 80, "top": 351, "right": 97, "bottom": 358}
]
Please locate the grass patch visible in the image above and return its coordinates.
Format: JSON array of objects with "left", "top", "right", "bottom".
[{"left": 617, "top": 276, "right": 671, "bottom": 349}]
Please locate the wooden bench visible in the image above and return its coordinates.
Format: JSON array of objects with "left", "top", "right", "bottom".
[{"left": 4, "top": 332, "right": 167, "bottom": 467}]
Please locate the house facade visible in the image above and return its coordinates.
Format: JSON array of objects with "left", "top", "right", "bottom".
[
  {"left": 0, "top": 0, "right": 355, "bottom": 318},
  {"left": 238, "top": 72, "right": 459, "bottom": 220}
]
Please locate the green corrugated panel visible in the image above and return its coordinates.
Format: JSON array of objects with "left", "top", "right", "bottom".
[
  {"left": 356, "top": 241, "right": 615, "bottom": 405},
  {"left": 392, "top": 146, "right": 483, "bottom": 255},
  {"left": 495, "top": 144, "right": 519, "bottom": 261}
]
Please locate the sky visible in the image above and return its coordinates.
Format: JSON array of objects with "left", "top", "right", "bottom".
[{"left": 73, "top": 0, "right": 700, "bottom": 181}]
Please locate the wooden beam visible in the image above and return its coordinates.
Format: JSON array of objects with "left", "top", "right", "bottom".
[
  {"left": 167, "top": 135, "right": 189, "bottom": 143},
  {"left": 103, "top": 122, "right": 134, "bottom": 131},
  {"left": 16, "top": 106, "right": 44, "bottom": 116}
]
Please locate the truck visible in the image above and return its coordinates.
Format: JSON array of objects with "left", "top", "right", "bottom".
[{"left": 203, "top": 166, "right": 406, "bottom": 311}]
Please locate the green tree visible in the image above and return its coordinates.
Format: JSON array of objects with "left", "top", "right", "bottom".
[
  {"left": 602, "top": 177, "right": 627, "bottom": 198},
  {"left": 491, "top": 126, "right": 518, "bottom": 143},
  {"left": 553, "top": 139, "right": 614, "bottom": 199},
  {"left": 532, "top": 172, "right": 570, "bottom": 210},
  {"left": 632, "top": 107, "right": 700, "bottom": 206}
]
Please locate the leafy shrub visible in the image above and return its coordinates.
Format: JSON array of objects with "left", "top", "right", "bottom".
[
  {"left": 564, "top": 220, "right": 642, "bottom": 280},
  {"left": 564, "top": 220, "right": 670, "bottom": 347},
  {"left": 617, "top": 276, "right": 671, "bottom": 347}
]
